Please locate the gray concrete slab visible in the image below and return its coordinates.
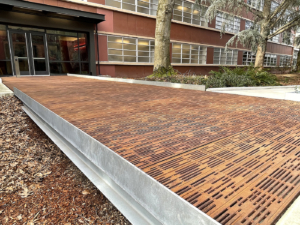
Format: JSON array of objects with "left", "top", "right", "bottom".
[
  {"left": 276, "top": 196, "right": 300, "bottom": 225},
  {"left": 207, "top": 86, "right": 300, "bottom": 101},
  {"left": 68, "top": 74, "right": 206, "bottom": 91},
  {"left": 0, "top": 81, "right": 14, "bottom": 97}
]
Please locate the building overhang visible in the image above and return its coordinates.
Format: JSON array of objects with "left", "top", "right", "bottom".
[{"left": 0, "top": 0, "right": 105, "bottom": 24}]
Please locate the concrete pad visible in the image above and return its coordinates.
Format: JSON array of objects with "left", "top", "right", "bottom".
[
  {"left": 207, "top": 86, "right": 300, "bottom": 101},
  {"left": 285, "top": 92, "right": 300, "bottom": 101},
  {"left": 276, "top": 196, "right": 300, "bottom": 225},
  {"left": 68, "top": 74, "right": 206, "bottom": 91},
  {"left": 0, "top": 82, "right": 14, "bottom": 97}
]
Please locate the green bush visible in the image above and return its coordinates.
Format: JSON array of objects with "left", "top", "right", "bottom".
[
  {"left": 146, "top": 65, "right": 280, "bottom": 89},
  {"left": 206, "top": 66, "right": 280, "bottom": 88}
]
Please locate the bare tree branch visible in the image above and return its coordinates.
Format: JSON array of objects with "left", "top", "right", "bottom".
[{"left": 268, "top": 16, "right": 300, "bottom": 38}]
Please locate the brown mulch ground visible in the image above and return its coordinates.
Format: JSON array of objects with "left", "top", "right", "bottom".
[
  {"left": 0, "top": 96, "right": 131, "bottom": 225},
  {"left": 276, "top": 73, "right": 300, "bottom": 86}
]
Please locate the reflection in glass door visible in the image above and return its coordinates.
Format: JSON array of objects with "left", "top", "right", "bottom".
[
  {"left": 31, "top": 34, "right": 48, "bottom": 75},
  {"left": 9, "top": 30, "right": 49, "bottom": 76},
  {"left": 10, "top": 32, "right": 30, "bottom": 75}
]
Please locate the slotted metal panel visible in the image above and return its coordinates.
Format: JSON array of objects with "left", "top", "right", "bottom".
[{"left": 3, "top": 76, "right": 300, "bottom": 225}]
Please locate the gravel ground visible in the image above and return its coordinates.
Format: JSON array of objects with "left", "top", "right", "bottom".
[{"left": 0, "top": 96, "right": 131, "bottom": 225}]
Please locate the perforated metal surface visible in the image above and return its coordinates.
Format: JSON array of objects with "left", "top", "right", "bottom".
[{"left": 3, "top": 76, "right": 300, "bottom": 225}]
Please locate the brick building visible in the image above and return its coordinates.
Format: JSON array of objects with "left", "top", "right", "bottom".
[{"left": 0, "top": 0, "right": 298, "bottom": 78}]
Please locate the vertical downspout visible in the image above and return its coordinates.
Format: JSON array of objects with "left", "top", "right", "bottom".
[{"left": 96, "top": 24, "right": 101, "bottom": 75}]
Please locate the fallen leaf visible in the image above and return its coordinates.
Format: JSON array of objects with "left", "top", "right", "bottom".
[
  {"left": 82, "top": 190, "right": 90, "bottom": 195},
  {"left": 19, "top": 186, "right": 32, "bottom": 198},
  {"left": 16, "top": 214, "right": 22, "bottom": 220}
]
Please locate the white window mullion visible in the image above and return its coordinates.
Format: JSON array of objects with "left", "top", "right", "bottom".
[
  {"left": 198, "top": 46, "right": 200, "bottom": 64},
  {"left": 122, "top": 37, "right": 124, "bottom": 62},
  {"left": 136, "top": 39, "right": 138, "bottom": 62},
  {"left": 180, "top": 44, "right": 183, "bottom": 63},
  {"left": 189, "top": 45, "right": 191, "bottom": 64},
  {"left": 148, "top": 40, "right": 150, "bottom": 63},
  {"left": 181, "top": 2, "right": 184, "bottom": 22}
]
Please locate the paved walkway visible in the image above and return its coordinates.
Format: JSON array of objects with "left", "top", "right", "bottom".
[
  {"left": 207, "top": 86, "right": 298, "bottom": 100},
  {"left": 3, "top": 76, "right": 300, "bottom": 225}
]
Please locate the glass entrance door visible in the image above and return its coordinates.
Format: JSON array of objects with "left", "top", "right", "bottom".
[
  {"left": 30, "top": 33, "right": 49, "bottom": 75},
  {"left": 10, "top": 31, "right": 30, "bottom": 75},
  {"left": 9, "top": 30, "right": 49, "bottom": 76}
]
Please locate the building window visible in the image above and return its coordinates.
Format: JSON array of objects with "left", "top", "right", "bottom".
[
  {"left": 264, "top": 54, "right": 277, "bottom": 66},
  {"left": 138, "top": 39, "right": 155, "bottom": 62},
  {"left": 279, "top": 55, "right": 292, "bottom": 67},
  {"left": 271, "top": 1, "right": 279, "bottom": 12},
  {"left": 281, "top": 32, "right": 292, "bottom": 45},
  {"left": 107, "top": 35, "right": 154, "bottom": 63},
  {"left": 0, "top": 24, "right": 12, "bottom": 76},
  {"left": 215, "top": 12, "right": 240, "bottom": 33},
  {"left": 293, "top": 51, "right": 298, "bottom": 67},
  {"left": 213, "top": 48, "right": 238, "bottom": 65},
  {"left": 245, "top": 20, "right": 254, "bottom": 30},
  {"left": 270, "top": 29, "right": 280, "bottom": 43},
  {"left": 105, "top": 0, "right": 158, "bottom": 15},
  {"left": 173, "top": 0, "right": 207, "bottom": 27},
  {"left": 243, "top": 51, "right": 256, "bottom": 65},
  {"left": 47, "top": 31, "right": 89, "bottom": 74},
  {"left": 247, "top": 0, "right": 263, "bottom": 10},
  {"left": 172, "top": 43, "right": 207, "bottom": 64}
]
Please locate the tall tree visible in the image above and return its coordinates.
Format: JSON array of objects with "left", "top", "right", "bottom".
[
  {"left": 153, "top": 0, "right": 175, "bottom": 72},
  {"left": 203, "top": 0, "right": 300, "bottom": 69},
  {"left": 294, "top": 33, "right": 300, "bottom": 71}
]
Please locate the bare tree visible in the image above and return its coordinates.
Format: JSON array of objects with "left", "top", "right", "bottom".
[{"left": 153, "top": 0, "right": 175, "bottom": 72}]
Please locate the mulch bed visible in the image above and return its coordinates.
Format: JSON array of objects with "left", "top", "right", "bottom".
[
  {"left": 276, "top": 73, "right": 300, "bottom": 86},
  {"left": 0, "top": 96, "right": 131, "bottom": 225}
]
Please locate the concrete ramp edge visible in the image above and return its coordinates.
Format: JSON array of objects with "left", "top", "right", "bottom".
[
  {"left": 67, "top": 74, "right": 206, "bottom": 91},
  {"left": 14, "top": 87, "right": 220, "bottom": 225}
]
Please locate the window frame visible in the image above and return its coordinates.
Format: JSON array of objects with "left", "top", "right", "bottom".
[
  {"left": 107, "top": 35, "right": 155, "bottom": 63},
  {"left": 172, "top": 42, "right": 207, "bottom": 64},
  {"left": 213, "top": 48, "right": 238, "bottom": 65},
  {"left": 215, "top": 12, "right": 241, "bottom": 33}
]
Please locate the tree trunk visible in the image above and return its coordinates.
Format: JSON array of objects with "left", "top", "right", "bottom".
[
  {"left": 254, "top": 0, "right": 271, "bottom": 70},
  {"left": 153, "top": 0, "right": 175, "bottom": 72},
  {"left": 297, "top": 50, "right": 300, "bottom": 72},
  {"left": 254, "top": 40, "right": 267, "bottom": 69}
]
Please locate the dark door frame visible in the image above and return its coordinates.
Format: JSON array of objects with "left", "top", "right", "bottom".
[
  {"left": 29, "top": 32, "right": 50, "bottom": 75},
  {"left": 8, "top": 29, "right": 50, "bottom": 76}
]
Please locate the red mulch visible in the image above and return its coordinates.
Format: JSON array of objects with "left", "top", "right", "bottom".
[{"left": 0, "top": 96, "right": 131, "bottom": 225}]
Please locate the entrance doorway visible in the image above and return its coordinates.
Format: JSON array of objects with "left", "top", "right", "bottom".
[{"left": 9, "top": 30, "right": 49, "bottom": 75}]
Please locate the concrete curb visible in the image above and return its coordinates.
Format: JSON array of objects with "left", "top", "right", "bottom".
[
  {"left": 67, "top": 74, "right": 206, "bottom": 91},
  {"left": 276, "top": 195, "right": 300, "bottom": 225},
  {"left": 207, "top": 85, "right": 297, "bottom": 92},
  {"left": 0, "top": 83, "right": 14, "bottom": 98},
  {"left": 285, "top": 92, "right": 300, "bottom": 101}
]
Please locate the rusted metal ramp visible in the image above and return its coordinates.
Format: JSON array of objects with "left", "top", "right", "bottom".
[{"left": 3, "top": 76, "right": 300, "bottom": 225}]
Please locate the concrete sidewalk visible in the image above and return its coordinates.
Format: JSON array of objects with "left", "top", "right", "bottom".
[
  {"left": 0, "top": 78, "right": 14, "bottom": 97},
  {"left": 207, "top": 86, "right": 299, "bottom": 101}
]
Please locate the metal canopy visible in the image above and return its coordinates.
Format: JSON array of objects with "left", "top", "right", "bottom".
[{"left": 0, "top": 0, "right": 105, "bottom": 24}]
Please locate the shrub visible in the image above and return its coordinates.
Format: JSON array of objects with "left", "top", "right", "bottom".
[
  {"left": 207, "top": 66, "right": 280, "bottom": 88},
  {"left": 145, "top": 65, "right": 280, "bottom": 89}
]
